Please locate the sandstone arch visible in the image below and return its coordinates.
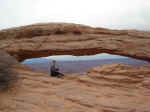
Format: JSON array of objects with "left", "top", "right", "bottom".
[
  {"left": 1, "top": 23, "right": 150, "bottom": 112},
  {"left": 0, "top": 23, "right": 150, "bottom": 62}
]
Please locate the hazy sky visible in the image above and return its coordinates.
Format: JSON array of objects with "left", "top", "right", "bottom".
[
  {"left": 43, "top": 53, "right": 127, "bottom": 61},
  {"left": 0, "top": 0, "right": 150, "bottom": 30},
  {"left": 23, "top": 53, "right": 127, "bottom": 63}
]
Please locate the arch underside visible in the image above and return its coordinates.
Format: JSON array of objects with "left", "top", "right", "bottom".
[{"left": 0, "top": 23, "right": 150, "bottom": 62}]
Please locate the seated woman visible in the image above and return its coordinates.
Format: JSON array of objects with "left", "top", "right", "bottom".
[{"left": 50, "top": 60, "right": 64, "bottom": 78}]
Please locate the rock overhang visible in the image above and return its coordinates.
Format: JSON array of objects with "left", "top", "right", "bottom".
[{"left": 0, "top": 23, "right": 150, "bottom": 62}]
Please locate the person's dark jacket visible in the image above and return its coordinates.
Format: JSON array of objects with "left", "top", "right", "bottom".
[{"left": 50, "top": 65, "right": 59, "bottom": 77}]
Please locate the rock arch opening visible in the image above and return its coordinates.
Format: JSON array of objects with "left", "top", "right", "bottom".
[
  {"left": 22, "top": 53, "right": 150, "bottom": 74},
  {"left": 1, "top": 23, "right": 150, "bottom": 112}
]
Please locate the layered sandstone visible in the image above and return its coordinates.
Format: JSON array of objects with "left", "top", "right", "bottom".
[
  {"left": 0, "top": 23, "right": 150, "bottom": 112},
  {"left": 0, "top": 23, "right": 150, "bottom": 61},
  {"left": 1, "top": 63, "right": 150, "bottom": 112}
]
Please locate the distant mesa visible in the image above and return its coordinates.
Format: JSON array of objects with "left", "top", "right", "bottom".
[{"left": 22, "top": 53, "right": 150, "bottom": 74}]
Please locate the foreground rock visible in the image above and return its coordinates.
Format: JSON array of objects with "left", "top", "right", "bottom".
[
  {"left": 0, "top": 23, "right": 150, "bottom": 61},
  {"left": 1, "top": 64, "right": 150, "bottom": 112},
  {"left": 0, "top": 51, "right": 18, "bottom": 90}
]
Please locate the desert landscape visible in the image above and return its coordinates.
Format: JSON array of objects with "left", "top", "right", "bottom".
[
  {"left": 0, "top": 23, "right": 150, "bottom": 112},
  {"left": 23, "top": 55, "right": 150, "bottom": 74}
]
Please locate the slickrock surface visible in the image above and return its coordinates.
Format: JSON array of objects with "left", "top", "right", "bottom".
[
  {"left": 0, "top": 63, "right": 150, "bottom": 112},
  {"left": 0, "top": 23, "right": 150, "bottom": 61}
]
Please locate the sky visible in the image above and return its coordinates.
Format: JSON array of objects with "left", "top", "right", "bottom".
[
  {"left": 22, "top": 53, "right": 128, "bottom": 64},
  {"left": 0, "top": 0, "right": 150, "bottom": 30},
  {"left": 44, "top": 53, "right": 127, "bottom": 61}
]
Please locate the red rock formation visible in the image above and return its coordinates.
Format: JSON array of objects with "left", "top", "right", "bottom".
[
  {"left": 0, "top": 23, "right": 150, "bottom": 61},
  {"left": 1, "top": 63, "right": 150, "bottom": 112},
  {"left": 0, "top": 51, "right": 18, "bottom": 90},
  {"left": 0, "top": 23, "right": 150, "bottom": 112}
]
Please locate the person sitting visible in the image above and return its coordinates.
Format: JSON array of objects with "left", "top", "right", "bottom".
[{"left": 50, "top": 60, "right": 64, "bottom": 78}]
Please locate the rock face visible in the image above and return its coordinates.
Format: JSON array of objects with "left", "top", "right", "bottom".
[
  {"left": 0, "top": 23, "right": 150, "bottom": 112},
  {"left": 1, "top": 64, "right": 150, "bottom": 112},
  {"left": 0, "top": 23, "right": 150, "bottom": 61},
  {"left": 0, "top": 51, "right": 18, "bottom": 90}
]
